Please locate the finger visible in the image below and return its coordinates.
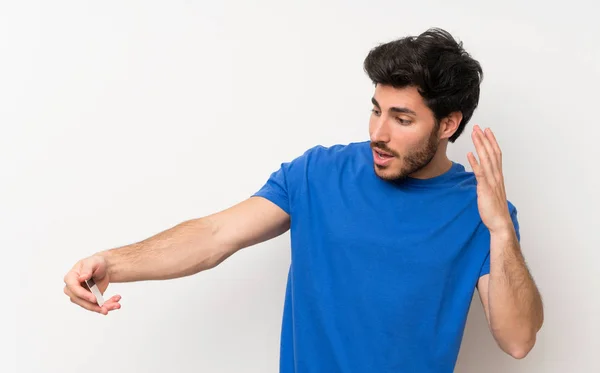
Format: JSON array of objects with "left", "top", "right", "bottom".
[
  {"left": 65, "top": 287, "right": 122, "bottom": 315},
  {"left": 101, "top": 300, "right": 122, "bottom": 314},
  {"left": 484, "top": 128, "right": 502, "bottom": 167},
  {"left": 99, "top": 296, "right": 122, "bottom": 315},
  {"left": 106, "top": 294, "right": 122, "bottom": 303},
  {"left": 479, "top": 128, "right": 501, "bottom": 177},
  {"left": 65, "top": 286, "right": 103, "bottom": 313},
  {"left": 473, "top": 126, "right": 496, "bottom": 168},
  {"left": 467, "top": 152, "right": 487, "bottom": 185},
  {"left": 102, "top": 295, "right": 122, "bottom": 308},
  {"left": 472, "top": 126, "right": 497, "bottom": 182},
  {"left": 467, "top": 151, "right": 478, "bottom": 172},
  {"left": 64, "top": 271, "right": 97, "bottom": 304}
]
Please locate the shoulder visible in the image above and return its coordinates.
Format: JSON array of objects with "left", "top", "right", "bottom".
[
  {"left": 279, "top": 140, "right": 371, "bottom": 188},
  {"left": 280, "top": 141, "right": 370, "bottom": 173},
  {"left": 301, "top": 141, "right": 370, "bottom": 160}
]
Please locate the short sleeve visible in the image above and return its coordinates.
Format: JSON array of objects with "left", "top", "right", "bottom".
[
  {"left": 479, "top": 204, "right": 521, "bottom": 277},
  {"left": 252, "top": 164, "right": 292, "bottom": 215},
  {"left": 251, "top": 147, "right": 315, "bottom": 216}
]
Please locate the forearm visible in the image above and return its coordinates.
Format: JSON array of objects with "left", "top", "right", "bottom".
[
  {"left": 488, "top": 227, "right": 544, "bottom": 356},
  {"left": 97, "top": 217, "right": 232, "bottom": 283}
]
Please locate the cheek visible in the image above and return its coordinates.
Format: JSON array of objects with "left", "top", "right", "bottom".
[{"left": 389, "top": 129, "right": 423, "bottom": 152}]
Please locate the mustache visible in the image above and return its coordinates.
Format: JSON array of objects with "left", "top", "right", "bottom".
[{"left": 370, "top": 142, "right": 399, "bottom": 157}]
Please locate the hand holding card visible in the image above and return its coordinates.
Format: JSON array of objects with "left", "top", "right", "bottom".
[{"left": 63, "top": 254, "right": 122, "bottom": 315}]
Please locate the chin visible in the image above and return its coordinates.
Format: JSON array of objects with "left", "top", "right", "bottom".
[{"left": 373, "top": 163, "right": 408, "bottom": 181}]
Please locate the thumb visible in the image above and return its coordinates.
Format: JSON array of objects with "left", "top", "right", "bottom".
[{"left": 78, "top": 256, "right": 106, "bottom": 282}]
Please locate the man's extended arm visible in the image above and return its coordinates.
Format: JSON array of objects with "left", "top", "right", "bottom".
[
  {"left": 63, "top": 196, "right": 289, "bottom": 314},
  {"left": 100, "top": 196, "right": 290, "bottom": 282}
]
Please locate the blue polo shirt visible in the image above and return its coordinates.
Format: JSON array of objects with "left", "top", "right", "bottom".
[{"left": 253, "top": 141, "right": 519, "bottom": 373}]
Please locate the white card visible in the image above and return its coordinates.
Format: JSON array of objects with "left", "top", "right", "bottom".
[{"left": 85, "top": 278, "right": 105, "bottom": 307}]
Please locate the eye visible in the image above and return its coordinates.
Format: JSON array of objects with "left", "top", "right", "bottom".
[
  {"left": 395, "top": 117, "right": 412, "bottom": 125},
  {"left": 371, "top": 108, "right": 381, "bottom": 116}
]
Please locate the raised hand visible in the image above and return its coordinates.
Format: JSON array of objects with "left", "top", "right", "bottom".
[
  {"left": 467, "top": 125, "right": 513, "bottom": 234},
  {"left": 63, "top": 255, "right": 121, "bottom": 315}
]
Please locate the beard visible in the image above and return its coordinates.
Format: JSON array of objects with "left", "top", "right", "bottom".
[{"left": 371, "top": 126, "right": 439, "bottom": 181}]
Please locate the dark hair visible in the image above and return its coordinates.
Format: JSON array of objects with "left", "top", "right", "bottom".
[{"left": 363, "top": 28, "right": 483, "bottom": 142}]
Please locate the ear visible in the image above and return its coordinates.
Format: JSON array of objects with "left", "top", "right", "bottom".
[{"left": 439, "top": 112, "right": 463, "bottom": 140}]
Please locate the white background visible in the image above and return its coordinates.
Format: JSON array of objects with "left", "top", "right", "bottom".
[{"left": 3, "top": 1, "right": 599, "bottom": 372}]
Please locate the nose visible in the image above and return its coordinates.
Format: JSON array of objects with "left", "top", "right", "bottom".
[{"left": 370, "top": 116, "right": 391, "bottom": 143}]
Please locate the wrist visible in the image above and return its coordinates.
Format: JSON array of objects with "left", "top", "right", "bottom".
[
  {"left": 488, "top": 214, "right": 514, "bottom": 235},
  {"left": 488, "top": 217, "right": 515, "bottom": 238},
  {"left": 490, "top": 225, "right": 514, "bottom": 237},
  {"left": 96, "top": 249, "right": 117, "bottom": 279},
  {"left": 489, "top": 225, "right": 518, "bottom": 248}
]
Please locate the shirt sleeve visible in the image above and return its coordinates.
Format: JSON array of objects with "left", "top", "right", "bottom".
[
  {"left": 251, "top": 147, "right": 316, "bottom": 216},
  {"left": 478, "top": 203, "right": 521, "bottom": 277},
  {"left": 252, "top": 164, "right": 293, "bottom": 215}
]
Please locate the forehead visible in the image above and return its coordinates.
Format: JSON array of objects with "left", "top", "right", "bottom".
[{"left": 373, "top": 84, "right": 430, "bottom": 114}]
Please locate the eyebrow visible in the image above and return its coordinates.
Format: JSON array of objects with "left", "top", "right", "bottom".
[{"left": 371, "top": 97, "right": 417, "bottom": 116}]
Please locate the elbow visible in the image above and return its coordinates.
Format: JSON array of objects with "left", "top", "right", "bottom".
[
  {"left": 507, "top": 345, "right": 532, "bottom": 360},
  {"left": 493, "top": 313, "right": 543, "bottom": 360},
  {"left": 502, "top": 333, "right": 537, "bottom": 360},
  {"left": 508, "top": 317, "right": 544, "bottom": 359},
  {"left": 493, "top": 322, "right": 541, "bottom": 360}
]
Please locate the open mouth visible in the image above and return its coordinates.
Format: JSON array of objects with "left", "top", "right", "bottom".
[
  {"left": 373, "top": 147, "right": 395, "bottom": 166},
  {"left": 374, "top": 148, "right": 394, "bottom": 159}
]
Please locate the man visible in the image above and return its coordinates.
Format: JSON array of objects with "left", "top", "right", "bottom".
[{"left": 63, "top": 28, "right": 543, "bottom": 372}]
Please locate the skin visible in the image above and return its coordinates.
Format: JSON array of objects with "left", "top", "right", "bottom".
[
  {"left": 64, "top": 83, "right": 543, "bottom": 359},
  {"left": 368, "top": 84, "right": 458, "bottom": 180},
  {"left": 468, "top": 127, "right": 544, "bottom": 358}
]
